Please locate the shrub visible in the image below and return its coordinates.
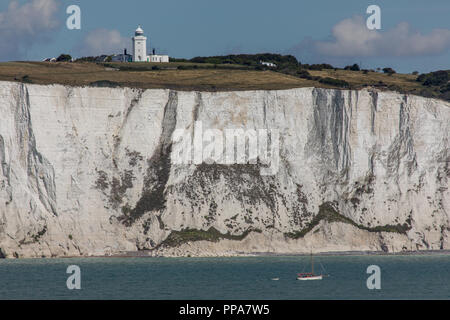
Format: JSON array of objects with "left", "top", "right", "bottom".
[
  {"left": 306, "top": 63, "right": 334, "bottom": 71},
  {"left": 417, "top": 70, "right": 449, "bottom": 86},
  {"left": 21, "top": 75, "right": 32, "bottom": 83},
  {"left": 169, "top": 57, "right": 188, "bottom": 63},
  {"left": 319, "top": 77, "right": 350, "bottom": 88},
  {"left": 160, "top": 227, "right": 261, "bottom": 247},
  {"left": 296, "top": 69, "right": 312, "bottom": 79},
  {"left": 89, "top": 80, "right": 120, "bottom": 88},
  {"left": 56, "top": 54, "right": 72, "bottom": 62},
  {"left": 440, "top": 83, "right": 450, "bottom": 93},
  {"left": 382, "top": 67, "right": 396, "bottom": 74},
  {"left": 344, "top": 64, "right": 360, "bottom": 71}
]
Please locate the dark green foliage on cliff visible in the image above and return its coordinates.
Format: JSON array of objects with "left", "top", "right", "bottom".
[
  {"left": 417, "top": 70, "right": 450, "bottom": 86},
  {"left": 18, "top": 225, "right": 48, "bottom": 245},
  {"left": 416, "top": 70, "right": 450, "bottom": 101},
  {"left": 441, "top": 83, "right": 450, "bottom": 93},
  {"left": 21, "top": 75, "right": 32, "bottom": 83},
  {"left": 89, "top": 80, "right": 121, "bottom": 88},
  {"left": 296, "top": 69, "right": 312, "bottom": 79},
  {"left": 382, "top": 67, "right": 396, "bottom": 75},
  {"left": 190, "top": 53, "right": 300, "bottom": 69},
  {"left": 303, "top": 63, "right": 335, "bottom": 71},
  {"left": 285, "top": 202, "right": 411, "bottom": 239},
  {"left": 345, "top": 64, "right": 360, "bottom": 71},
  {"left": 159, "top": 227, "right": 262, "bottom": 248},
  {"left": 56, "top": 54, "right": 72, "bottom": 62},
  {"left": 319, "top": 77, "right": 350, "bottom": 88}
]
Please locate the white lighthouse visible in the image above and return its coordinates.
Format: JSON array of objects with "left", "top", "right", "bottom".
[
  {"left": 131, "top": 25, "right": 169, "bottom": 63},
  {"left": 132, "top": 25, "right": 147, "bottom": 62}
]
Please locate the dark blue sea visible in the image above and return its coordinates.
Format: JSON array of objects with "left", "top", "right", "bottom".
[{"left": 1, "top": 255, "right": 449, "bottom": 299}]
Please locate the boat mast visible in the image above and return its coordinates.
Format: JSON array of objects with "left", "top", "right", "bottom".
[{"left": 311, "top": 250, "right": 314, "bottom": 275}]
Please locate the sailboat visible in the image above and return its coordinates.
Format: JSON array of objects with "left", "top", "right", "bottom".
[{"left": 297, "top": 251, "right": 327, "bottom": 280}]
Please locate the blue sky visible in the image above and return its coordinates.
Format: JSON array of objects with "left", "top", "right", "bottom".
[{"left": 1, "top": 0, "right": 449, "bottom": 73}]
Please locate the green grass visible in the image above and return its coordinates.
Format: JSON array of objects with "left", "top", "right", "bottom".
[
  {"left": 0, "top": 61, "right": 314, "bottom": 91},
  {"left": 0, "top": 61, "right": 448, "bottom": 101},
  {"left": 102, "top": 61, "right": 249, "bottom": 71}
]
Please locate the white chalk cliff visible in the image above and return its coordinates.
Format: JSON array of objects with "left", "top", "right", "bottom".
[{"left": 0, "top": 81, "right": 449, "bottom": 258}]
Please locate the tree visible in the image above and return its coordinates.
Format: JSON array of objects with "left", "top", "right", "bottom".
[
  {"left": 345, "top": 64, "right": 360, "bottom": 71},
  {"left": 56, "top": 54, "right": 72, "bottom": 62},
  {"left": 382, "top": 67, "right": 396, "bottom": 75},
  {"left": 417, "top": 70, "right": 449, "bottom": 86}
]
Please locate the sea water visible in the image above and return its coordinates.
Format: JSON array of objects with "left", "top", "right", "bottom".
[{"left": 0, "top": 254, "right": 449, "bottom": 299}]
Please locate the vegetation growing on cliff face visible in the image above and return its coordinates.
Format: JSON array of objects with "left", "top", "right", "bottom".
[
  {"left": 158, "top": 227, "right": 262, "bottom": 248},
  {"left": 285, "top": 202, "right": 412, "bottom": 239},
  {"left": 416, "top": 70, "right": 450, "bottom": 101},
  {"left": 18, "top": 225, "right": 48, "bottom": 245}
]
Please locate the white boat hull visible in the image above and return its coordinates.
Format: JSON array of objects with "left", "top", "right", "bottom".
[{"left": 297, "top": 275, "right": 323, "bottom": 280}]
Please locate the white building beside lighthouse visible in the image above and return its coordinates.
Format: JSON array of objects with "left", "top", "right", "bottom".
[{"left": 132, "top": 25, "right": 169, "bottom": 63}]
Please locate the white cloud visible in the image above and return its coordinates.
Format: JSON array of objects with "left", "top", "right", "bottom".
[
  {"left": 0, "top": 0, "right": 61, "bottom": 61},
  {"left": 77, "top": 29, "right": 130, "bottom": 57},
  {"left": 314, "top": 16, "right": 450, "bottom": 57}
]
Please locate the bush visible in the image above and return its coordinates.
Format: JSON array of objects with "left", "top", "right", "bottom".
[
  {"left": 56, "top": 54, "right": 72, "bottom": 62},
  {"left": 188, "top": 53, "right": 299, "bottom": 68},
  {"left": 345, "top": 64, "right": 360, "bottom": 71},
  {"left": 89, "top": 80, "right": 120, "bottom": 88},
  {"left": 306, "top": 63, "right": 334, "bottom": 71},
  {"left": 382, "top": 67, "right": 396, "bottom": 74},
  {"left": 440, "top": 83, "right": 450, "bottom": 93},
  {"left": 21, "top": 75, "right": 32, "bottom": 83},
  {"left": 160, "top": 227, "right": 261, "bottom": 247},
  {"left": 417, "top": 70, "right": 449, "bottom": 86},
  {"left": 319, "top": 77, "right": 350, "bottom": 88},
  {"left": 440, "top": 91, "right": 450, "bottom": 101},
  {"left": 296, "top": 69, "right": 312, "bottom": 79},
  {"left": 169, "top": 57, "right": 188, "bottom": 63}
]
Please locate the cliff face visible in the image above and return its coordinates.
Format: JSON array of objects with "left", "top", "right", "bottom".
[{"left": 0, "top": 81, "right": 449, "bottom": 258}]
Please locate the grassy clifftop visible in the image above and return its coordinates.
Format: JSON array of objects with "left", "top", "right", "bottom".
[
  {"left": 0, "top": 60, "right": 448, "bottom": 101},
  {"left": 0, "top": 61, "right": 312, "bottom": 91}
]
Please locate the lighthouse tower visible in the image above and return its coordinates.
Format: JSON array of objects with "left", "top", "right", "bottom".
[{"left": 132, "top": 25, "right": 147, "bottom": 62}]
